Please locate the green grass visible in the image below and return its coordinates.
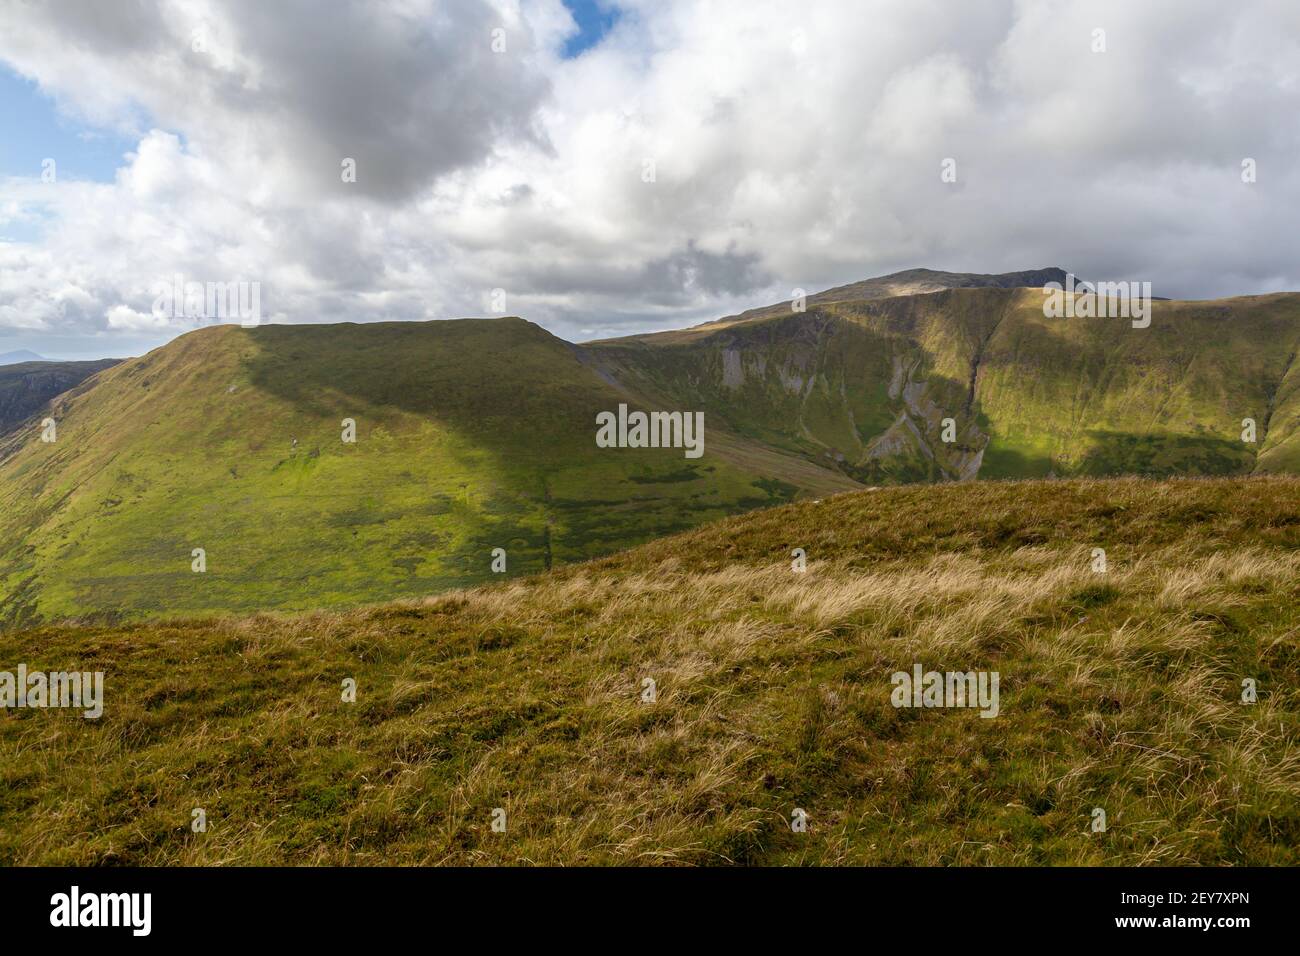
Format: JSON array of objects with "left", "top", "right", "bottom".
[
  {"left": 0, "top": 319, "right": 853, "bottom": 625},
  {"left": 1, "top": 476, "right": 1296, "bottom": 865},
  {"left": 5, "top": 286, "right": 1300, "bottom": 625},
  {"left": 590, "top": 288, "right": 1300, "bottom": 484}
]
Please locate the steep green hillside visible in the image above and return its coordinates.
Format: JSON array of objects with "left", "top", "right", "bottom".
[
  {"left": 5, "top": 270, "right": 1300, "bottom": 625},
  {"left": 949, "top": 290, "right": 1300, "bottom": 477},
  {"left": 2, "top": 477, "right": 1296, "bottom": 865},
  {"left": 0, "top": 358, "right": 120, "bottom": 436},
  {"left": 590, "top": 286, "right": 1300, "bottom": 484},
  {"left": 591, "top": 311, "right": 974, "bottom": 484},
  {"left": 0, "top": 319, "right": 853, "bottom": 625}
]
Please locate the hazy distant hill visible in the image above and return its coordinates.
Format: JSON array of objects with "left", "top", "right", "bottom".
[
  {"left": 2, "top": 267, "right": 1299, "bottom": 623},
  {"left": 0, "top": 349, "right": 47, "bottom": 365}
]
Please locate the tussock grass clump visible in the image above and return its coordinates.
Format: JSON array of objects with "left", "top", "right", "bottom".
[{"left": 1, "top": 476, "right": 1298, "bottom": 865}]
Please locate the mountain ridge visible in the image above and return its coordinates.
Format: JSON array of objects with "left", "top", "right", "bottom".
[
  {"left": 0, "top": 316, "right": 853, "bottom": 626},
  {"left": 586, "top": 284, "right": 1300, "bottom": 484},
  {"left": 4, "top": 268, "right": 1300, "bottom": 622},
  {"left": 590, "top": 267, "right": 1075, "bottom": 345}
]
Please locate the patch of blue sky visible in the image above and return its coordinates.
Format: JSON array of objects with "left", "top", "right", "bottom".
[
  {"left": 560, "top": 0, "right": 621, "bottom": 58},
  {"left": 0, "top": 64, "right": 137, "bottom": 183}
]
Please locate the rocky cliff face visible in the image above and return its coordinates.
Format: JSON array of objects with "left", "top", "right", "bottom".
[
  {"left": 587, "top": 281, "right": 1300, "bottom": 484},
  {"left": 587, "top": 306, "right": 989, "bottom": 485},
  {"left": 0, "top": 360, "right": 120, "bottom": 438}
]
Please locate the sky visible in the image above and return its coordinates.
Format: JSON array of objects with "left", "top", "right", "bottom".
[{"left": 0, "top": 0, "right": 1297, "bottom": 360}]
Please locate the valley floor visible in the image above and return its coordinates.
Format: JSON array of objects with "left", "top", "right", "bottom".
[{"left": 1, "top": 476, "right": 1297, "bottom": 865}]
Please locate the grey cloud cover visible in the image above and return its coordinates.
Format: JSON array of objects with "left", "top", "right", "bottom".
[{"left": 1, "top": 0, "right": 1298, "bottom": 357}]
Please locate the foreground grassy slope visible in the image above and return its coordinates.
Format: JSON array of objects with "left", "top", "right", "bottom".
[
  {"left": 2, "top": 477, "right": 1296, "bottom": 865},
  {"left": 0, "top": 319, "right": 853, "bottom": 626}
]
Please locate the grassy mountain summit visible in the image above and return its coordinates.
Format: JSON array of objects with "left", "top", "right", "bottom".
[
  {"left": 2, "top": 476, "right": 1296, "bottom": 864},
  {"left": 639, "top": 266, "right": 1075, "bottom": 340},
  {"left": 2, "top": 267, "right": 1299, "bottom": 623},
  {"left": 0, "top": 319, "right": 850, "bottom": 626}
]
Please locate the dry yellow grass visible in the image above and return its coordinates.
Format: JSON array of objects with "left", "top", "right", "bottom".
[{"left": 1, "top": 476, "right": 1298, "bottom": 865}]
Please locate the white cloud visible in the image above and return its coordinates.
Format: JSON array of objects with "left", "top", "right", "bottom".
[
  {"left": 105, "top": 304, "right": 170, "bottom": 330},
  {"left": 1, "top": 0, "right": 1299, "bottom": 356}
]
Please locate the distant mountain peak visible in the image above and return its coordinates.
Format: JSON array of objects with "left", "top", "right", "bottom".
[
  {"left": 608, "top": 267, "right": 1077, "bottom": 344},
  {"left": 0, "top": 349, "right": 47, "bottom": 366},
  {"left": 788, "top": 266, "right": 1074, "bottom": 309},
  {"left": 849, "top": 266, "right": 1070, "bottom": 289}
]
